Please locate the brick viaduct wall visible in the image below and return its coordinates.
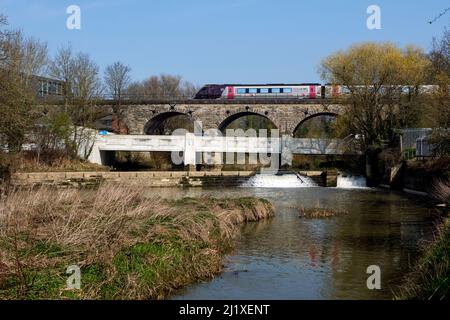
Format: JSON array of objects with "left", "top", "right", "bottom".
[{"left": 119, "top": 100, "right": 344, "bottom": 136}]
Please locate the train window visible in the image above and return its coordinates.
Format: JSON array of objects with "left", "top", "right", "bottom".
[
  {"left": 272, "top": 88, "right": 281, "bottom": 94},
  {"left": 282, "top": 88, "right": 292, "bottom": 93},
  {"left": 248, "top": 88, "right": 258, "bottom": 94},
  {"left": 237, "top": 88, "right": 246, "bottom": 94},
  {"left": 260, "top": 88, "right": 269, "bottom": 94}
]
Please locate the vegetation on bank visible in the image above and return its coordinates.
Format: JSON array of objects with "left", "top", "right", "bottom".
[
  {"left": 13, "top": 152, "right": 110, "bottom": 173},
  {"left": 298, "top": 206, "right": 349, "bottom": 219},
  {"left": 396, "top": 217, "right": 450, "bottom": 300},
  {"left": 0, "top": 185, "right": 274, "bottom": 299},
  {"left": 397, "top": 179, "right": 450, "bottom": 300}
]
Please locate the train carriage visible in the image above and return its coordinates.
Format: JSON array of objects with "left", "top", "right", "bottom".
[
  {"left": 195, "top": 83, "right": 323, "bottom": 100},
  {"left": 194, "top": 83, "right": 441, "bottom": 100}
]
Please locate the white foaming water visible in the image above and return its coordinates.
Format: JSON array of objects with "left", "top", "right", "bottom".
[
  {"left": 241, "top": 173, "right": 317, "bottom": 188},
  {"left": 336, "top": 176, "right": 368, "bottom": 189}
]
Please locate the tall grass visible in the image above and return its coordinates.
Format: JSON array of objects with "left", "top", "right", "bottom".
[
  {"left": 396, "top": 179, "right": 449, "bottom": 300},
  {"left": 396, "top": 218, "right": 450, "bottom": 300},
  {"left": 0, "top": 184, "right": 273, "bottom": 299},
  {"left": 432, "top": 179, "right": 450, "bottom": 205}
]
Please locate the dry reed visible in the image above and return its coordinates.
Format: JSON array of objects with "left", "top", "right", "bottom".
[{"left": 0, "top": 184, "right": 273, "bottom": 299}]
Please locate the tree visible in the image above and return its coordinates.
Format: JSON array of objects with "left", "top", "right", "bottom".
[
  {"left": 426, "top": 28, "right": 450, "bottom": 157},
  {"left": 104, "top": 61, "right": 131, "bottom": 133},
  {"left": 104, "top": 61, "right": 131, "bottom": 101},
  {"left": 68, "top": 53, "right": 103, "bottom": 158},
  {"left": 48, "top": 46, "right": 103, "bottom": 158},
  {"left": 48, "top": 44, "right": 75, "bottom": 104},
  {"left": 319, "top": 42, "right": 430, "bottom": 183},
  {"left": 0, "top": 17, "right": 48, "bottom": 153},
  {"left": 319, "top": 42, "right": 430, "bottom": 150},
  {"left": 0, "top": 14, "right": 9, "bottom": 61},
  {"left": 159, "top": 74, "right": 182, "bottom": 97},
  {"left": 126, "top": 74, "right": 198, "bottom": 99},
  {"left": 71, "top": 52, "right": 102, "bottom": 101}
]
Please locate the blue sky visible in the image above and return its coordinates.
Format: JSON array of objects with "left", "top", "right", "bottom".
[{"left": 1, "top": 0, "right": 449, "bottom": 85}]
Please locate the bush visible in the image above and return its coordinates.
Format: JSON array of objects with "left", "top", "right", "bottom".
[{"left": 0, "top": 153, "right": 16, "bottom": 193}]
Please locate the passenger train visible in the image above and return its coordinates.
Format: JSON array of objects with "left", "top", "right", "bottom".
[{"left": 194, "top": 83, "right": 438, "bottom": 100}]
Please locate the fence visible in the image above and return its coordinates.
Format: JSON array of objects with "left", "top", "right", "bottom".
[{"left": 400, "top": 128, "right": 433, "bottom": 159}]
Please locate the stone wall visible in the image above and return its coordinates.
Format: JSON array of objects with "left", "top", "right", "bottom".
[
  {"left": 12, "top": 171, "right": 255, "bottom": 188},
  {"left": 119, "top": 102, "right": 344, "bottom": 136}
]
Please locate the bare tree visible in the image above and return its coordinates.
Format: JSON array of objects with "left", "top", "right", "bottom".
[
  {"left": 0, "top": 14, "right": 9, "bottom": 62},
  {"left": 48, "top": 47, "right": 104, "bottom": 158},
  {"left": 426, "top": 28, "right": 450, "bottom": 157},
  {"left": 48, "top": 44, "right": 75, "bottom": 103},
  {"left": 159, "top": 74, "right": 182, "bottom": 97},
  {"left": 180, "top": 80, "right": 199, "bottom": 98},
  {"left": 143, "top": 75, "right": 162, "bottom": 98},
  {"left": 126, "top": 74, "right": 197, "bottom": 99},
  {"left": 0, "top": 23, "right": 48, "bottom": 153},
  {"left": 104, "top": 61, "right": 131, "bottom": 134},
  {"left": 126, "top": 81, "right": 146, "bottom": 98},
  {"left": 71, "top": 52, "right": 102, "bottom": 101},
  {"left": 104, "top": 61, "right": 131, "bottom": 101}
]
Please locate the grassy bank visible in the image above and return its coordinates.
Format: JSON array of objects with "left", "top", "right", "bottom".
[
  {"left": 397, "top": 179, "right": 450, "bottom": 300},
  {"left": 0, "top": 185, "right": 273, "bottom": 299},
  {"left": 396, "top": 216, "right": 450, "bottom": 300}
]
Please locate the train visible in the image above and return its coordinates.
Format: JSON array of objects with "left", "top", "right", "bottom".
[{"left": 194, "top": 83, "right": 438, "bottom": 100}]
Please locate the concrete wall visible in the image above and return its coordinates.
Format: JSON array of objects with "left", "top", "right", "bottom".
[{"left": 88, "top": 134, "right": 348, "bottom": 166}]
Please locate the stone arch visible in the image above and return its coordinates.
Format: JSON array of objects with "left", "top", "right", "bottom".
[
  {"left": 217, "top": 111, "right": 278, "bottom": 133},
  {"left": 144, "top": 111, "right": 196, "bottom": 135},
  {"left": 292, "top": 112, "right": 338, "bottom": 137}
]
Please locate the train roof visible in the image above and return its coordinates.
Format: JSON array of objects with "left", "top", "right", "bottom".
[{"left": 201, "top": 83, "right": 322, "bottom": 87}]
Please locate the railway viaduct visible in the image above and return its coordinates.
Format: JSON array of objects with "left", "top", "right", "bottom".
[
  {"left": 113, "top": 99, "right": 345, "bottom": 136},
  {"left": 40, "top": 99, "right": 351, "bottom": 166}
]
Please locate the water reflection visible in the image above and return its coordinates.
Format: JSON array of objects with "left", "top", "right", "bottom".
[{"left": 148, "top": 187, "right": 434, "bottom": 300}]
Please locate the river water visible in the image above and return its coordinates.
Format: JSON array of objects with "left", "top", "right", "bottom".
[{"left": 148, "top": 174, "right": 435, "bottom": 300}]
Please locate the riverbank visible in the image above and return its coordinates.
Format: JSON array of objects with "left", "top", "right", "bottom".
[
  {"left": 0, "top": 184, "right": 274, "bottom": 299},
  {"left": 397, "top": 215, "right": 449, "bottom": 300},
  {"left": 11, "top": 171, "right": 255, "bottom": 188}
]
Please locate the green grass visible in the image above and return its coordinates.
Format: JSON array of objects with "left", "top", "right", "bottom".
[
  {"left": 397, "top": 217, "right": 450, "bottom": 300},
  {"left": 0, "top": 189, "right": 273, "bottom": 300}
]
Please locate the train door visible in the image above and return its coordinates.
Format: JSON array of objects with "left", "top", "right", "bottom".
[
  {"left": 227, "top": 86, "right": 234, "bottom": 99},
  {"left": 309, "top": 85, "right": 316, "bottom": 99}
]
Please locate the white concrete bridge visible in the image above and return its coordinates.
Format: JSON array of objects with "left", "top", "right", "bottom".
[{"left": 88, "top": 134, "right": 351, "bottom": 167}]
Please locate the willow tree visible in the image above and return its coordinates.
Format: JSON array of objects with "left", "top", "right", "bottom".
[
  {"left": 426, "top": 28, "right": 450, "bottom": 156},
  {"left": 319, "top": 42, "right": 430, "bottom": 182}
]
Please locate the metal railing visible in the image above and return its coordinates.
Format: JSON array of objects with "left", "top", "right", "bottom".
[{"left": 400, "top": 128, "right": 433, "bottom": 159}]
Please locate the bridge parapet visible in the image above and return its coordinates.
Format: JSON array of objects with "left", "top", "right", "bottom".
[{"left": 89, "top": 134, "right": 350, "bottom": 167}]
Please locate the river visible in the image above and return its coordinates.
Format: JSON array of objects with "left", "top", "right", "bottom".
[{"left": 147, "top": 174, "right": 435, "bottom": 300}]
